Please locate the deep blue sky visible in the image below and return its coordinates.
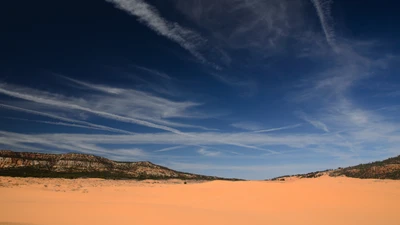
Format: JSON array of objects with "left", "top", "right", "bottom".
[{"left": 1, "top": 0, "right": 399, "bottom": 179}]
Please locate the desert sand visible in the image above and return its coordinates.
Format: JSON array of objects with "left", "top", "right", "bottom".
[{"left": 0, "top": 176, "right": 399, "bottom": 225}]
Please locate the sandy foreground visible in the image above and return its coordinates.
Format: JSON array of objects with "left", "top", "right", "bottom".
[{"left": 0, "top": 176, "right": 399, "bottom": 225}]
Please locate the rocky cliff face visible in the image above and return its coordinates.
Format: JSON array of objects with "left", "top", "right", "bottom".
[{"left": 0, "top": 150, "right": 230, "bottom": 180}]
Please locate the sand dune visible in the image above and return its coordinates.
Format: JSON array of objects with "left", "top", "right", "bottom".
[{"left": 0, "top": 176, "right": 399, "bottom": 225}]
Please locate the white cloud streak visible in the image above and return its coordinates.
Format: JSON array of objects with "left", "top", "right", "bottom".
[
  {"left": 0, "top": 130, "right": 338, "bottom": 151},
  {"left": 232, "top": 122, "right": 302, "bottom": 133},
  {"left": 253, "top": 124, "right": 302, "bottom": 133},
  {"left": 109, "top": 148, "right": 148, "bottom": 158},
  {"left": 1, "top": 116, "right": 117, "bottom": 131},
  {"left": 310, "top": 0, "right": 336, "bottom": 49},
  {"left": 56, "top": 76, "right": 219, "bottom": 131},
  {"left": 1, "top": 120, "right": 399, "bottom": 164},
  {"left": 131, "top": 65, "right": 171, "bottom": 79},
  {"left": 197, "top": 148, "right": 220, "bottom": 157},
  {"left": 155, "top": 145, "right": 187, "bottom": 152},
  {"left": 0, "top": 83, "right": 187, "bottom": 135},
  {"left": 231, "top": 121, "right": 263, "bottom": 131},
  {"left": 106, "top": 0, "right": 208, "bottom": 63},
  {"left": 0, "top": 81, "right": 269, "bottom": 151},
  {"left": 174, "top": 0, "right": 305, "bottom": 51},
  {"left": 58, "top": 75, "right": 124, "bottom": 94},
  {"left": 0, "top": 103, "right": 134, "bottom": 134},
  {"left": 296, "top": 111, "right": 329, "bottom": 132}
]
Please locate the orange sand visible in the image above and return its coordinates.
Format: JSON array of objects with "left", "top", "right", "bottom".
[{"left": 0, "top": 176, "right": 399, "bottom": 225}]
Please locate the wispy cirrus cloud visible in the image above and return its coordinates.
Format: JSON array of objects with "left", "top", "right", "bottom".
[
  {"left": 0, "top": 82, "right": 190, "bottom": 135},
  {"left": 287, "top": 1, "right": 399, "bottom": 143},
  {"left": 309, "top": 0, "right": 336, "bottom": 49},
  {"left": 197, "top": 148, "right": 220, "bottom": 157},
  {"left": 0, "top": 103, "right": 133, "bottom": 134},
  {"left": 231, "top": 122, "right": 301, "bottom": 133},
  {"left": 109, "top": 148, "right": 148, "bottom": 158},
  {"left": 130, "top": 65, "right": 171, "bottom": 80},
  {"left": 106, "top": 0, "right": 208, "bottom": 64},
  {"left": 253, "top": 124, "right": 302, "bottom": 133},
  {"left": 1, "top": 116, "right": 126, "bottom": 132},
  {"left": 0, "top": 79, "right": 271, "bottom": 151},
  {"left": 295, "top": 111, "right": 329, "bottom": 132},
  {"left": 57, "top": 75, "right": 125, "bottom": 94},
  {"left": 57, "top": 76, "right": 219, "bottom": 130},
  {"left": 210, "top": 73, "right": 258, "bottom": 96},
  {"left": 154, "top": 145, "right": 187, "bottom": 152},
  {"left": 231, "top": 121, "right": 263, "bottom": 131},
  {"left": 0, "top": 130, "right": 332, "bottom": 152},
  {"left": 1, "top": 126, "right": 398, "bottom": 161},
  {"left": 174, "top": 0, "right": 306, "bottom": 51}
]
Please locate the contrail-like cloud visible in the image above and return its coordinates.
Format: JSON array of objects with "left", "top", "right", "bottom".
[
  {"left": 296, "top": 111, "right": 329, "bottom": 132},
  {"left": 58, "top": 76, "right": 217, "bottom": 131},
  {"left": 2, "top": 116, "right": 126, "bottom": 133},
  {"left": 0, "top": 84, "right": 186, "bottom": 135},
  {"left": 0, "top": 83, "right": 269, "bottom": 151},
  {"left": 106, "top": 0, "right": 207, "bottom": 63},
  {"left": 0, "top": 130, "right": 344, "bottom": 154},
  {"left": 197, "top": 148, "right": 220, "bottom": 157},
  {"left": 310, "top": 0, "right": 336, "bottom": 49},
  {"left": 58, "top": 75, "right": 124, "bottom": 94},
  {"left": 155, "top": 145, "right": 187, "bottom": 152},
  {"left": 131, "top": 65, "right": 171, "bottom": 80},
  {"left": 253, "top": 124, "right": 302, "bottom": 133},
  {"left": 0, "top": 103, "right": 134, "bottom": 134}
]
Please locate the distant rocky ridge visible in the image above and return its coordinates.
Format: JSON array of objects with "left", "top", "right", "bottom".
[
  {"left": 0, "top": 150, "right": 241, "bottom": 180},
  {"left": 271, "top": 155, "right": 400, "bottom": 180}
]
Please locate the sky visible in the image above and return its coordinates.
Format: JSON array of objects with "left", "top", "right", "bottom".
[{"left": 1, "top": 0, "right": 400, "bottom": 179}]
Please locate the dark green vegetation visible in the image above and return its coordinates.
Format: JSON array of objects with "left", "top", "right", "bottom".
[
  {"left": 0, "top": 167, "right": 222, "bottom": 180},
  {"left": 271, "top": 155, "right": 400, "bottom": 180},
  {"left": 0, "top": 150, "right": 243, "bottom": 181},
  {"left": 270, "top": 169, "right": 332, "bottom": 181},
  {"left": 330, "top": 155, "right": 400, "bottom": 179}
]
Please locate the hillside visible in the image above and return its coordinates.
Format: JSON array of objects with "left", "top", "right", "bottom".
[
  {"left": 271, "top": 155, "right": 400, "bottom": 180},
  {"left": 330, "top": 155, "right": 400, "bottom": 179},
  {"left": 0, "top": 150, "right": 240, "bottom": 180}
]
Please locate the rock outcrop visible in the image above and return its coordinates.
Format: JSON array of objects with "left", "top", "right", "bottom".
[{"left": 0, "top": 150, "right": 238, "bottom": 180}]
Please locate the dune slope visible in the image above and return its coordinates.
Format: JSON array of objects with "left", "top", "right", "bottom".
[{"left": 0, "top": 176, "right": 399, "bottom": 225}]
